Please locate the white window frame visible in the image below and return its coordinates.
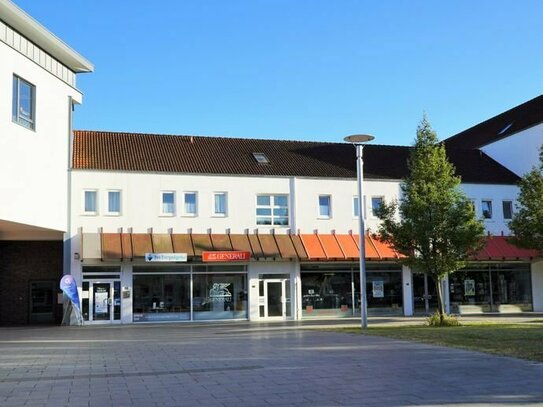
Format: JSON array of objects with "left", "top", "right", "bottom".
[
  {"left": 481, "top": 199, "right": 493, "bottom": 220},
  {"left": 12, "top": 75, "right": 36, "bottom": 130},
  {"left": 160, "top": 191, "right": 176, "bottom": 216},
  {"left": 256, "top": 194, "right": 289, "bottom": 226},
  {"left": 212, "top": 192, "right": 228, "bottom": 217},
  {"left": 502, "top": 200, "right": 513, "bottom": 220},
  {"left": 182, "top": 191, "right": 198, "bottom": 217},
  {"left": 371, "top": 196, "right": 384, "bottom": 218},
  {"left": 353, "top": 195, "right": 367, "bottom": 219},
  {"left": 318, "top": 195, "right": 332, "bottom": 219},
  {"left": 106, "top": 190, "right": 122, "bottom": 216},
  {"left": 82, "top": 189, "right": 98, "bottom": 216}
]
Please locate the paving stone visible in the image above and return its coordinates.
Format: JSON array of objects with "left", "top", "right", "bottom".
[{"left": 0, "top": 321, "right": 542, "bottom": 406}]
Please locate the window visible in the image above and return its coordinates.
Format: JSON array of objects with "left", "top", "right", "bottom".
[
  {"left": 353, "top": 196, "right": 366, "bottom": 218},
  {"left": 502, "top": 200, "right": 513, "bottom": 220},
  {"left": 83, "top": 190, "right": 97, "bottom": 215},
  {"left": 371, "top": 197, "right": 384, "bottom": 217},
  {"left": 107, "top": 190, "right": 121, "bottom": 215},
  {"left": 252, "top": 152, "right": 269, "bottom": 164},
  {"left": 161, "top": 191, "right": 175, "bottom": 216},
  {"left": 213, "top": 192, "right": 227, "bottom": 216},
  {"left": 482, "top": 200, "right": 493, "bottom": 219},
  {"left": 12, "top": 75, "right": 36, "bottom": 130},
  {"left": 183, "top": 192, "right": 197, "bottom": 216},
  {"left": 318, "top": 195, "right": 331, "bottom": 218},
  {"left": 256, "top": 194, "right": 289, "bottom": 226}
]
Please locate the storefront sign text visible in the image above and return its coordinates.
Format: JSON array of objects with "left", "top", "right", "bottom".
[
  {"left": 145, "top": 253, "right": 188, "bottom": 262},
  {"left": 202, "top": 251, "right": 251, "bottom": 262}
]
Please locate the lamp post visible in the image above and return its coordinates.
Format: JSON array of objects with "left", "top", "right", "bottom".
[{"left": 344, "top": 134, "right": 375, "bottom": 329}]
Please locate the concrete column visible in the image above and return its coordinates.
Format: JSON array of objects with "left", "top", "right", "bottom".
[
  {"left": 402, "top": 265, "right": 413, "bottom": 316},
  {"left": 532, "top": 261, "right": 543, "bottom": 312},
  {"left": 121, "top": 264, "right": 133, "bottom": 324}
]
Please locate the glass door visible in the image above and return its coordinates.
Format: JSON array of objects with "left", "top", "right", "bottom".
[
  {"left": 412, "top": 273, "right": 437, "bottom": 314},
  {"left": 86, "top": 280, "right": 121, "bottom": 324},
  {"left": 264, "top": 279, "right": 286, "bottom": 319}
]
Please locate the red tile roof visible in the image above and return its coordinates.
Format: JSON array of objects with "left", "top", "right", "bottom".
[{"left": 72, "top": 130, "right": 519, "bottom": 184}]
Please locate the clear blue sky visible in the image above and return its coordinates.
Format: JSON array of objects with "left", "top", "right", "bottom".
[{"left": 14, "top": 0, "right": 543, "bottom": 145}]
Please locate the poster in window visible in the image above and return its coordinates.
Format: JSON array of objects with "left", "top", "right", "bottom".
[
  {"left": 94, "top": 288, "right": 109, "bottom": 314},
  {"left": 464, "top": 279, "right": 475, "bottom": 296},
  {"left": 372, "top": 281, "right": 384, "bottom": 298}
]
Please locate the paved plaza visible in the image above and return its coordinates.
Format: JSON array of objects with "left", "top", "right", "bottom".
[{"left": 0, "top": 320, "right": 542, "bottom": 407}]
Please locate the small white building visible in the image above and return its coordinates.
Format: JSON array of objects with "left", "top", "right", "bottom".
[
  {"left": 70, "top": 131, "right": 539, "bottom": 325},
  {"left": 0, "top": 0, "right": 92, "bottom": 324}
]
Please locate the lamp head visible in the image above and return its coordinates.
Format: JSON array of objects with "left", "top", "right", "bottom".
[{"left": 344, "top": 134, "right": 375, "bottom": 144}]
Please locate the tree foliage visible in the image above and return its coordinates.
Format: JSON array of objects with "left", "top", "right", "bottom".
[
  {"left": 377, "top": 116, "right": 485, "bottom": 322},
  {"left": 510, "top": 146, "right": 543, "bottom": 251}
]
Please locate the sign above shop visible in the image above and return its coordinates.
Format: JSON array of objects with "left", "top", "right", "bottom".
[
  {"left": 145, "top": 253, "right": 187, "bottom": 262},
  {"left": 202, "top": 251, "right": 251, "bottom": 262}
]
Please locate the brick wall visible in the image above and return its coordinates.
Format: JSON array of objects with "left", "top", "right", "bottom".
[{"left": 0, "top": 241, "right": 63, "bottom": 325}]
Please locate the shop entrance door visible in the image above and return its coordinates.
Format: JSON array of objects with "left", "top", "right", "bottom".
[
  {"left": 264, "top": 279, "right": 286, "bottom": 319},
  {"left": 87, "top": 280, "right": 121, "bottom": 324},
  {"left": 413, "top": 273, "right": 437, "bottom": 314}
]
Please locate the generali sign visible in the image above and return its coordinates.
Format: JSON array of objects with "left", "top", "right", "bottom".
[{"left": 202, "top": 251, "right": 251, "bottom": 262}]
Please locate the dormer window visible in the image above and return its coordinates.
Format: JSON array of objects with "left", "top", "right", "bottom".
[{"left": 252, "top": 152, "right": 269, "bottom": 164}]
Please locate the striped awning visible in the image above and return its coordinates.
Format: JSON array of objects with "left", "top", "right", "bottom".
[{"left": 81, "top": 232, "right": 539, "bottom": 263}]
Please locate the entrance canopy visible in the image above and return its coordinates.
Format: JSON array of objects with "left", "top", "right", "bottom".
[{"left": 0, "top": 219, "right": 64, "bottom": 241}]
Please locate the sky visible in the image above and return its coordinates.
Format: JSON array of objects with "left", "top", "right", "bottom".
[{"left": 13, "top": 0, "right": 543, "bottom": 146}]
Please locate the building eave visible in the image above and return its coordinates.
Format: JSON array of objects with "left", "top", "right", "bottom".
[{"left": 0, "top": 0, "right": 94, "bottom": 73}]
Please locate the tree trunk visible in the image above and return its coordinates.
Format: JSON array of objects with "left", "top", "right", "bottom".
[{"left": 434, "top": 276, "right": 446, "bottom": 324}]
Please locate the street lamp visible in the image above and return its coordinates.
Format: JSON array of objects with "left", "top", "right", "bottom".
[{"left": 344, "top": 134, "right": 375, "bottom": 329}]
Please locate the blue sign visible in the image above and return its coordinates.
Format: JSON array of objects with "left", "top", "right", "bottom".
[
  {"left": 145, "top": 253, "right": 187, "bottom": 262},
  {"left": 60, "top": 274, "right": 81, "bottom": 311}
]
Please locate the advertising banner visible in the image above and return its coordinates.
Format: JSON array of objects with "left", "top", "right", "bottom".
[{"left": 59, "top": 274, "right": 81, "bottom": 311}]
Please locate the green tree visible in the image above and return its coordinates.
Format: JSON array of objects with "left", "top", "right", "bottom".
[
  {"left": 377, "top": 116, "right": 485, "bottom": 323},
  {"left": 510, "top": 146, "right": 543, "bottom": 251}
]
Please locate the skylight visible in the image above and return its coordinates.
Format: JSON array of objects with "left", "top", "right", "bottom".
[
  {"left": 252, "top": 152, "right": 270, "bottom": 164},
  {"left": 497, "top": 122, "right": 513, "bottom": 136}
]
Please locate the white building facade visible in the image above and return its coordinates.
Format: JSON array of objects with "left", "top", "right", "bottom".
[
  {"left": 0, "top": 0, "right": 92, "bottom": 325},
  {"left": 70, "top": 131, "right": 540, "bottom": 325}
]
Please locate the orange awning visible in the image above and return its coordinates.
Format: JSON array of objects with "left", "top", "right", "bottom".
[
  {"left": 300, "top": 234, "right": 326, "bottom": 260},
  {"left": 274, "top": 235, "right": 299, "bottom": 259},
  {"left": 152, "top": 234, "right": 173, "bottom": 253},
  {"left": 131, "top": 233, "right": 152, "bottom": 257},
  {"left": 171, "top": 234, "right": 194, "bottom": 256},
  {"left": 318, "top": 234, "right": 344, "bottom": 259},
  {"left": 335, "top": 234, "right": 359, "bottom": 259},
  {"left": 258, "top": 234, "right": 281, "bottom": 258},
  {"left": 101, "top": 233, "right": 122, "bottom": 260},
  {"left": 191, "top": 234, "right": 213, "bottom": 256},
  {"left": 230, "top": 234, "right": 253, "bottom": 255},
  {"left": 121, "top": 233, "right": 133, "bottom": 260},
  {"left": 82, "top": 232, "right": 537, "bottom": 263}
]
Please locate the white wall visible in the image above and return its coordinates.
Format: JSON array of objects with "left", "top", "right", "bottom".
[
  {"left": 0, "top": 41, "right": 82, "bottom": 233},
  {"left": 482, "top": 123, "right": 543, "bottom": 176},
  {"left": 71, "top": 171, "right": 517, "bottom": 237},
  {"left": 460, "top": 183, "right": 519, "bottom": 235},
  {"left": 294, "top": 178, "right": 401, "bottom": 234}
]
